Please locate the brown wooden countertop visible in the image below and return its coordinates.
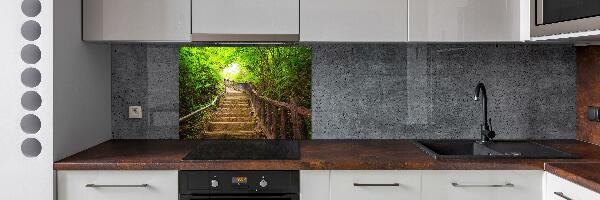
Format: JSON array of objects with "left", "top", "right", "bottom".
[
  {"left": 545, "top": 162, "right": 600, "bottom": 194},
  {"left": 54, "top": 139, "right": 600, "bottom": 171}
]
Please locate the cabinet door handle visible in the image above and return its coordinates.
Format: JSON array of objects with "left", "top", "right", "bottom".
[
  {"left": 353, "top": 183, "right": 400, "bottom": 187},
  {"left": 85, "top": 184, "right": 149, "bottom": 188},
  {"left": 451, "top": 182, "right": 514, "bottom": 188},
  {"left": 553, "top": 192, "right": 574, "bottom": 200}
]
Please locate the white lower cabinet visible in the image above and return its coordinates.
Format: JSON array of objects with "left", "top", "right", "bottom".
[
  {"left": 421, "top": 170, "right": 543, "bottom": 200},
  {"left": 330, "top": 170, "right": 421, "bottom": 200},
  {"left": 545, "top": 172, "right": 600, "bottom": 200},
  {"left": 57, "top": 170, "right": 178, "bottom": 200},
  {"left": 301, "top": 170, "right": 331, "bottom": 200},
  {"left": 58, "top": 170, "right": 600, "bottom": 200}
]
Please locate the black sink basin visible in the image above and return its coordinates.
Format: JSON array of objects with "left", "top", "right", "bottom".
[{"left": 413, "top": 140, "right": 577, "bottom": 160}]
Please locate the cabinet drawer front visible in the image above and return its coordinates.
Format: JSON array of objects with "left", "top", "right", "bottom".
[
  {"left": 545, "top": 173, "right": 600, "bottom": 200},
  {"left": 57, "top": 170, "right": 178, "bottom": 200},
  {"left": 330, "top": 170, "right": 420, "bottom": 200},
  {"left": 422, "top": 170, "right": 542, "bottom": 200}
]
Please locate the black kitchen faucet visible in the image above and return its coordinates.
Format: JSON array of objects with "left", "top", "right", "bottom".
[{"left": 474, "top": 82, "right": 495, "bottom": 143}]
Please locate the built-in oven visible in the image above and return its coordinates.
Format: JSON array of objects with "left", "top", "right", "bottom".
[
  {"left": 532, "top": 0, "right": 600, "bottom": 37},
  {"left": 179, "top": 171, "right": 299, "bottom": 200}
]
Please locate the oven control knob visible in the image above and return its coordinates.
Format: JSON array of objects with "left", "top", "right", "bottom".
[
  {"left": 211, "top": 180, "right": 219, "bottom": 188},
  {"left": 259, "top": 179, "right": 268, "bottom": 188}
]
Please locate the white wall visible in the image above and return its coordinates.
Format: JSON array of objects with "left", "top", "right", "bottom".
[{"left": 53, "top": 0, "right": 112, "bottom": 161}]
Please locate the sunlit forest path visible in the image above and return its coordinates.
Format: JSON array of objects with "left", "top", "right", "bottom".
[
  {"left": 204, "top": 86, "right": 259, "bottom": 139},
  {"left": 179, "top": 47, "right": 312, "bottom": 139}
]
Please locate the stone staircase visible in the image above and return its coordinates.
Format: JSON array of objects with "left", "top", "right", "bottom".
[{"left": 204, "top": 89, "right": 257, "bottom": 139}]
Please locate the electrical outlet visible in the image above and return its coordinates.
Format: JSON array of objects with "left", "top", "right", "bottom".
[{"left": 129, "top": 106, "right": 143, "bottom": 119}]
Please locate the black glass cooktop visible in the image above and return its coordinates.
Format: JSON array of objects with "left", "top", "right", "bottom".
[{"left": 183, "top": 140, "right": 300, "bottom": 160}]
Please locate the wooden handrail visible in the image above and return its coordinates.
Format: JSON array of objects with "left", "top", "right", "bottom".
[
  {"left": 241, "top": 83, "right": 311, "bottom": 139},
  {"left": 243, "top": 84, "right": 311, "bottom": 118},
  {"left": 179, "top": 90, "right": 226, "bottom": 122}
]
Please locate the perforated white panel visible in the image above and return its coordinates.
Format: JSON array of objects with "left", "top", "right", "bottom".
[{"left": 0, "top": 0, "right": 53, "bottom": 199}]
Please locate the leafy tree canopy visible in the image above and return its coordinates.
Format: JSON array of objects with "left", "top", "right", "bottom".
[{"left": 179, "top": 46, "right": 312, "bottom": 115}]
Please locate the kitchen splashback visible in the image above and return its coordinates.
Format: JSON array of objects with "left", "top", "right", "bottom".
[
  {"left": 576, "top": 46, "right": 600, "bottom": 145},
  {"left": 112, "top": 44, "right": 576, "bottom": 139}
]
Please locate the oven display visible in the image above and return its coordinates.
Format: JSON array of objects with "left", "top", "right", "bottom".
[{"left": 232, "top": 176, "right": 248, "bottom": 185}]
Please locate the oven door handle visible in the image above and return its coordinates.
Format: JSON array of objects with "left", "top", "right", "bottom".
[
  {"left": 180, "top": 196, "right": 209, "bottom": 200},
  {"left": 211, "top": 196, "right": 297, "bottom": 199},
  {"left": 181, "top": 194, "right": 298, "bottom": 200}
]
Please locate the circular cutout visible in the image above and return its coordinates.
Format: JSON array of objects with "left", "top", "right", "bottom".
[
  {"left": 21, "top": 91, "right": 41, "bottom": 111},
  {"left": 21, "top": 68, "right": 41, "bottom": 87},
  {"left": 21, "top": 44, "right": 41, "bottom": 64},
  {"left": 21, "top": 0, "right": 41, "bottom": 17},
  {"left": 21, "top": 20, "right": 41, "bottom": 41},
  {"left": 21, "top": 138, "right": 42, "bottom": 157},
  {"left": 21, "top": 114, "right": 41, "bottom": 134}
]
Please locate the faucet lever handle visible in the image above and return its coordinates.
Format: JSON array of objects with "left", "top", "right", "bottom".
[{"left": 488, "top": 118, "right": 496, "bottom": 139}]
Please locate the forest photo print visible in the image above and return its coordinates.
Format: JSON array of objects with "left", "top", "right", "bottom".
[{"left": 179, "top": 47, "right": 312, "bottom": 140}]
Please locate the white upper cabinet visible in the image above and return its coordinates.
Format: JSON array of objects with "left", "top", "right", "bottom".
[
  {"left": 300, "top": 0, "right": 408, "bottom": 42},
  {"left": 80, "top": 0, "right": 531, "bottom": 42},
  {"left": 191, "top": 0, "right": 300, "bottom": 41},
  {"left": 409, "top": 0, "right": 530, "bottom": 42},
  {"left": 82, "top": 0, "right": 191, "bottom": 42}
]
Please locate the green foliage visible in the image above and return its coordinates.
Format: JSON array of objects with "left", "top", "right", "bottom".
[
  {"left": 231, "top": 47, "right": 312, "bottom": 108},
  {"left": 179, "top": 47, "right": 232, "bottom": 115},
  {"left": 179, "top": 47, "right": 232, "bottom": 138},
  {"left": 180, "top": 46, "right": 312, "bottom": 113},
  {"left": 179, "top": 46, "right": 312, "bottom": 139},
  {"left": 180, "top": 112, "right": 211, "bottom": 139}
]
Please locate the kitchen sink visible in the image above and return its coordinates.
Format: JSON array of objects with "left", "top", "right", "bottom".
[{"left": 413, "top": 140, "right": 577, "bottom": 160}]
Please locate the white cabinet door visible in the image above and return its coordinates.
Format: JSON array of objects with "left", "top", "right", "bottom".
[
  {"left": 301, "top": 170, "right": 331, "bottom": 200},
  {"left": 421, "top": 170, "right": 543, "bottom": 200},
  {"left": 409, "top": 0, "right": 529, "bottom": 42},
  {"left": 300, "top": 0, "right": 408, "bottom": 42},
  {"left": 57, "top": 170, "right": 178, "bottom": 200},
  {"left": 545, "top": 172, "right": 600, "bottom": 200},
  {"left": 192, "top": 0, "right": 299, "bottom": 41},
  {"left": 82, "top": 0, "right": 191, "bottom": 41},
  {"left": 330, "top": 170, "right": 420, "bottom": 200}
]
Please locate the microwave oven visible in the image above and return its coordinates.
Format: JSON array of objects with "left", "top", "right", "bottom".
[{"left": 532, "top": 0, "right": 600, "bottom": 37}]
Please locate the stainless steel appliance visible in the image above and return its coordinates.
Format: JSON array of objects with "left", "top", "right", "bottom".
[
  {"left": 532, "top": 0, "right": 600, "bottom": 37},
  {"left": 179, "top": 171, "right": 299, "bottom": 200}
]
